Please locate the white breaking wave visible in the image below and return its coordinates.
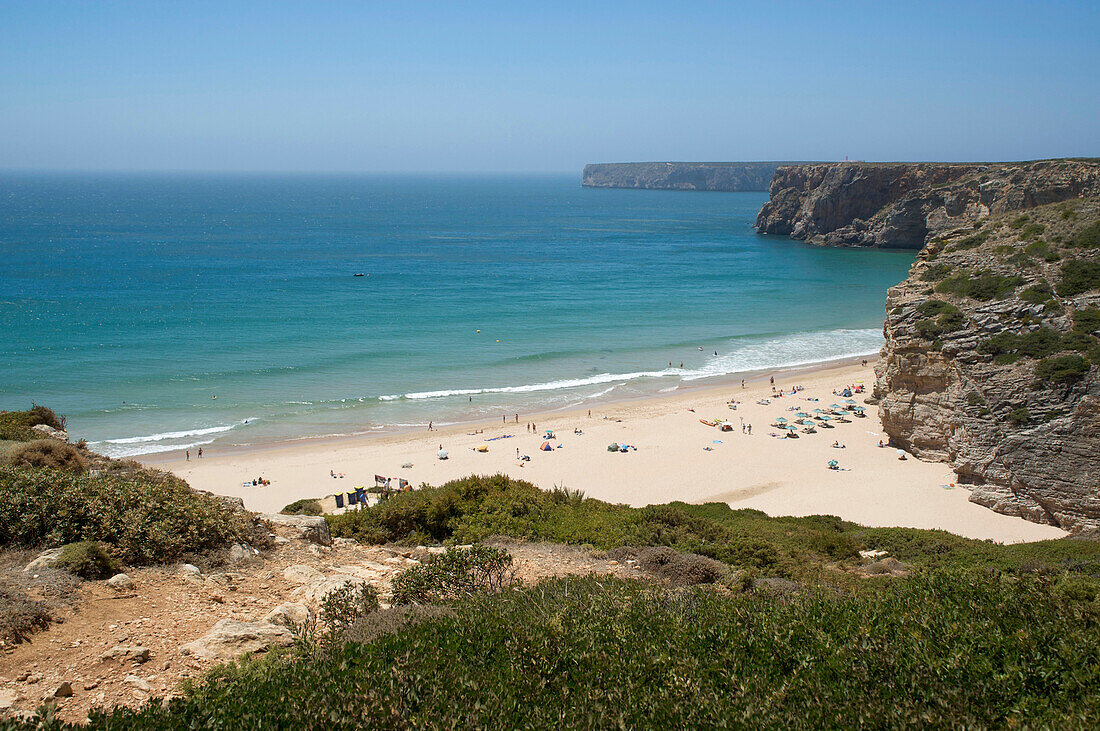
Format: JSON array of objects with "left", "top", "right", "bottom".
[
  {"left": 377, "top": 329, "right": 882, "bottom": 402},
  {"left": 89, "top": 418, "right": 256, "bottom": 458},
  {"left": 101, "top": 422, "right": 247, "bottom": 445},
  {"left": 96, "top": 438, "right": 218, "bottom": 458}
]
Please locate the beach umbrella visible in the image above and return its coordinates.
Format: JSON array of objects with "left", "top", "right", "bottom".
[
  {"left": 813, "top": 408, "right": 825, "bottom": 413},
  {"left": 820, "top": 415, "right": 833, "bottom": 420},
  {"left": 844, "top": 398, "right": 857, "bottom": 404},
  {"left": 828, "top": 459, "right": 838, "bottom": 467},
  {"left": 775, "top": 417, "right": 788, "bottom": 422},
  {"left": 795, "top": 411, "right": 810, "bottom": 418},
  {"left": 829, "top": 403, "right": 843, "bottom": 409}
]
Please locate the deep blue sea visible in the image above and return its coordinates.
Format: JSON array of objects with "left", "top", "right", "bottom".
[{"left": 0, "top": 174, "right": 915, "bottom": 456}]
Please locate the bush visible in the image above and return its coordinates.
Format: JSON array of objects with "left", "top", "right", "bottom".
[
  {"left": 319, "top": 581, "right": 380, "bottom": 635},
  {"left": 1058, "top": 258, "right": 1100, "bottom": 296},
  {"left": 1068, "top": 220, "right": 1100, "bottom": 248},
  {"left": 618, "top": 546, "right": 732, "bottom": 586},
  {"left": 391, "top": 545, "right": 515, "bottom": 605},
  {"left": 1035, "top": 354, "right": 1091, "bottom": 384},
  {"left": 1020, "top": 282, "right": 1055, "bottom": 303},
  {"left": 949, "top": 230, "right": 989, "bottom": 250},
  {"left": 0, "top": 406, "right": 66, "bottom": 442},
  {"left": 0, "top": 583, "right": 52, "bottom": 644},
  {"left": 1019, "top": 223, "right": 1046, "bottom": 240},
  {"left": 1073, "top": 306, "right": 1100, "bottom": 335},
  {"left": 979, "top": 328, "right": 1070, "bottom": 361},
  {"left": 965, "top": 391, "right": 986, "bottom": 406},
  {"left": 281, "top": 499, "right": 322, "bottom": 516},
  {"left": 0, "top": 465, "right": 248, "bottom": 564},
  {"left": 919, "top": 263, "right": 953, "bottom": 282},
  {"left": 54, "top": 541, "right": 120, "bottom": 579},
  {"left": 4, "top": 439, "right": 86, "bottom": 472},
  {"left": 49, "top": 574, "right": 1100, "bottom": 729},
  {"left": 1007, "top": 408, "right": 1030, "bottom": 425},
  {"left": 1024, "top": 240, "right": 1060, "bottom": 262},
  {"left": 1008, "top": 214, "right": 1030, "bottom": 229},
  {"left": 935, "top": 270, "right": 1023, "bottom": 301}
]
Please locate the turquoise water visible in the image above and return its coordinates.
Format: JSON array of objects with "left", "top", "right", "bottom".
[{"left": 0, "top": 174, "right": 914, "bottom": 456}]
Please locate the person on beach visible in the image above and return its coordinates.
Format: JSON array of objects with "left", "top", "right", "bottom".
[
  {"left": 186, "top": 450, "right": 190, "bottom": 461},
  {"left": 428, "top": 421, "right": 433, "bottom": 431},
  {"left": 198, "top": 448, "right": 203, "bottom": 458},
  {"left": 770, "top": 376, "right": 774, "bottom": 385},
  {"left": 587, "top": 409, "right": 591, "bottom": 418},
  {"left": 741, "top": 379, "right": 745, "bottom": 388},
  {"left": 515, "top": 414, "right": 518, "bottom": 423},
  {"left": 747, "top": 424, "right": 752, "bottom": 435}
]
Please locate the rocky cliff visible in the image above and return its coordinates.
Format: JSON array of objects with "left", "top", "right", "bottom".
[
  {"left": 756, "top": 160, "right": 1100, "bottom": 248},
  {"left": 582, "top": 162, "right": 805, "bottom": 192},
  {"left": 875, "top": 198, "right": 1100, "bottom": 532}
]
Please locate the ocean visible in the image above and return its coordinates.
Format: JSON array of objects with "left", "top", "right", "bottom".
[{"left": 0, "top": 174, "right": 915, "bottom": 457}]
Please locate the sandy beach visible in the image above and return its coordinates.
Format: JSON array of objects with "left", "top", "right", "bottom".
[{"left": 146, "top": 360, "right": 1066, "bottom": 544}]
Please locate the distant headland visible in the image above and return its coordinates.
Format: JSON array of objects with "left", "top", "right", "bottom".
[{"left": 580, "top": 161, "right": 815, "bottom": 192}]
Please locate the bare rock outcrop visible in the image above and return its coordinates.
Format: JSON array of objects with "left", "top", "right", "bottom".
[
  {"left": 179, "top": 619, "right": 294, "bottom": 661},
  {"left": 876, "top": 198, "right": 1100, "bottom": 532},
  {"left": 756, "top": 159, "right": 1100, "bottom": 249}
]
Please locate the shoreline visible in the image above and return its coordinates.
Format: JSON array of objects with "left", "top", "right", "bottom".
[
  {"left": 140, "top": 351, "right": 880, "bottom": 465},
  {"left": 145, "top": 357, "right": 1067, "bottom": 545}
]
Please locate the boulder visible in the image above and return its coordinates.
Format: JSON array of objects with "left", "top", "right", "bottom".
[
  {"left": 107, "top": 573, "right": 135, "bottom": 590},
  {"left": 124, "top": 675, "right": 153, "bottom": 693},
  {"left": 178, "top": 564, "right": 201, "bottom": 577},
  {"left": 227, "top": 543, "right": 259, "bottom": 564},
  {"left": 31, "top": 424, "right": 69, "bottom": 441},
  {"left": 101, "top": 645, "right": 150, "bottom": 665},
  {"left": 261, "top": 513, "right": 332, "bottom": 546},
  {"left": 179, "top": 620, "right": 294, "bottom": 661},
  {"left": 283, "top": 565, "right": 323, "bottom": 585},
  {"left": 262, "top": 602, "right": 311, "bottom": 629},
  {"left": 52, "top": 682, "right": 73, "bottom": 698},
  {"left": 294, "top": 574, "right": 366, "bottom": 606},
  {"left": 23, "top": 547, "right": 63, "bottom": 573}
]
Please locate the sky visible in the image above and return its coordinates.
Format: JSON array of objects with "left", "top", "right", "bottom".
[{"left": 1, "top": 0, "right": 1097, "bottom": 173}]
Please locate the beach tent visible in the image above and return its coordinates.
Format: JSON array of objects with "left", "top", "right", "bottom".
[
  {"left": 476, "top": 444, "right": 489, "bottom": 453},
  {"left": 541, "top": 441, "right": 552, "bottom": 451},
  {"left": 608, "top": 443, "right": 620, "bottom": 452},
  {"left": 437, "top": 449, "right": 449, "bottom": 460}
]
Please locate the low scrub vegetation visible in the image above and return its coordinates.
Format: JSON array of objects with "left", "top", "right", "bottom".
[
  {"left": 1058, "top": 258, "right": 1100, "bottom": 296},
  {"left": 54, "top": 541, "right": 120, "bottom": 579},
  {"left": 1035, "top": 354, "right": 1092, "bottom": 384},
  {"left": 1068, "top": 219, "right": 1100, "bottom": 248},
  {"left": 935, "top": 269, "right": 1023, "bottom": 300},
  {"left": 0, "top": 406, "right": 65, "bottom": 442},
  {"left": 0, "top": 465, "right": 250, "bottom": 564},
  {"left": 280, "top": 498, "right": 322, "bottom": 516},
  {"left": 391, "top": 545, "right": 515, "bottom": 605},
  {"left": 0, "top": 582, "right": 52, "bottom": 644},
  {"left": 3, "top": 439, "right": 86, "bottom": 472},
  {"left": 43, "top": 573, "right": 1100, "bottom": 729}
]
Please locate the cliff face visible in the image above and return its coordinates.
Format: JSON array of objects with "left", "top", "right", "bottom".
[
  {"left": 756, "top": 160, "right": 1100, "bottom": 248},
  {"left": 581, "top": 162, "right": 804, "bottom": 192},
  {"left": 875, "top": 198, "right": 1100, "bottom": 532}
]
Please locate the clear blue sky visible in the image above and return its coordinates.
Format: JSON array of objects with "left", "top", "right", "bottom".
[{"left": 1, "top": 0, "right": 1097, "bottom": 172}]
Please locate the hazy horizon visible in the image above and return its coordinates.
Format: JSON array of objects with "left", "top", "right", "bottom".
[{"left": 2, "top": 1, "right": 1098, "bottom": 173}]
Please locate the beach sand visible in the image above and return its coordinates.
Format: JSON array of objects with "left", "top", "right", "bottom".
[{"left": 146, "top": 360, "right": 1066, "bottom": 544}]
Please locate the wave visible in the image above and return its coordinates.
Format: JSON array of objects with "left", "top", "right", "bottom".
[
  {"left": 375, "top": 329, "right": 881, "bottom": 402},
  {"left": 96, "top": 437, "right": 218, "bottom": 458},
  {"left": 100, "top": 420, "right": 254, "bottom": 445}
]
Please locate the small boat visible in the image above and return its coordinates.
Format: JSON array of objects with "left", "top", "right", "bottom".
[
  {"left": 354, "top": 273, "right": 365, "bottom": 277},
  {"left": 699, "top": 419, "right": 716, "bottom": 427}
]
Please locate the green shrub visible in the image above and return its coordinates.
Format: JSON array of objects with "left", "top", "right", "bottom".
[
  {"left": 916, "top": 299, "right": 960, "bottom": 318},
  {"left": 0, "top": 465, "right": 248, "bottom": 564},
  {"left": 1035, "top": 354, "right": 1091, "bottom": 384},
  {"left": 54, "top": 541, "right": 120, "bottom": 579},
  {"left": 1020, "top": 282, "right": 1055, "bottom": 303},
  {"left": 319, "top": 581, "right": 380, "bottom": 635},
  {"left": 979, "top": 328, "right": 1069, "bottom": 361},
  {"left": 1007, "top": 408, "right": 1030, "bottom": 425},
  {"left": 391, "top": 545, "right": 514, "bottom": 605},
  {"left": 1073, "top": 306, "right": 1100, "bottom": 335},
  {"left": 1019, "top": 222, "right": 1046, "bottom": 240},
  {"left": 0, "top": 406, "right": 65, "bottom": 442},
  {"left": 949, "top": 230, "right": 989, "bottom": 250},
  {"left": 1008, "top": 214, "right": 1030, "bottom": 229},
  {"left": 281, "top": 498, "right": 322, "bottom": 516},
  {"left": 4, "top": 439, "right": 86, "bottom": 472},
  {"left": 919, "top": 263, "right": 953, "bottom": 282},
  {"left": 965, "top": 391, "right": 986, "bottom": 406},
  {"left": 1068, "top": 220, "right": 1100, "bottom": 248},
  {"left": 1058, "top": 258, "right": 1100, "bottom": 296},
  {"left": 1024, "top": 240, "right": 1060, "bottom": 262},
  {"left": 935, "top": 270, "right": 1023, "bottom": 300},
  {"left": 51, "top": 574, "right": 1100, "bottom": 729}
]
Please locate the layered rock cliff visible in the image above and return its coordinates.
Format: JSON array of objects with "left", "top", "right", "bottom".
[
  {"left": 582, "top": 162, "right": 805, "bottom": 192},
  {"left": 756, "top": 159, "right": 1100, "bottom": 248},
  {"left": 875, "top": 198, "right": 1100, "bottom": 532}
]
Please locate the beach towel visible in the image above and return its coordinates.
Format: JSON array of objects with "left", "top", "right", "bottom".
[{"left": 335, "top": 493, "right": 344, "bottom": 509}]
